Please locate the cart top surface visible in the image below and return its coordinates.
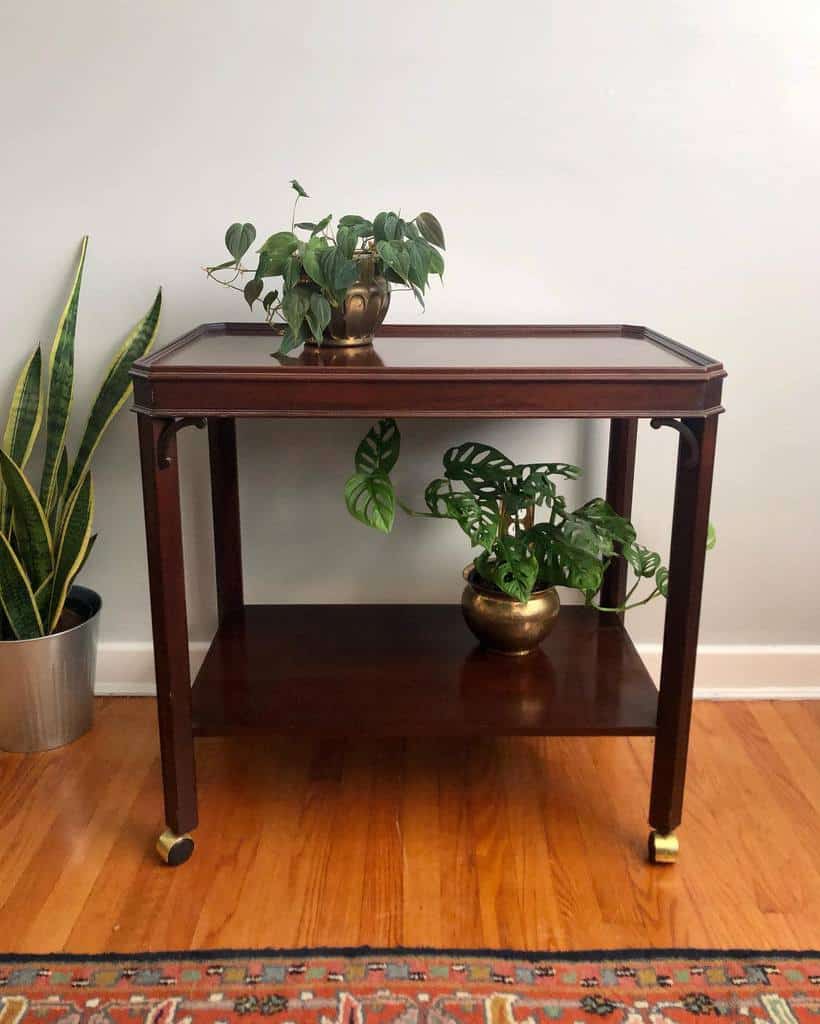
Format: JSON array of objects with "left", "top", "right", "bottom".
[{"left": 134, "top": 323, "right": 722, "bottom": 376}]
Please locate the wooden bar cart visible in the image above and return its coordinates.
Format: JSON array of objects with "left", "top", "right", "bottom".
[{"left": 131, "top": 324, "right": 725, "bottom": 867}]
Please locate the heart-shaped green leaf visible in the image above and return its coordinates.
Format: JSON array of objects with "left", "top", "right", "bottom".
[
  {"left": 244, "top": 278, "right": 263, "bottom": 309},
  {"left": 225, "top": 223, "right": 256, "bottom": 261},
  {"left": 415, "top": 212, "right": 445, "bottom": 249}
]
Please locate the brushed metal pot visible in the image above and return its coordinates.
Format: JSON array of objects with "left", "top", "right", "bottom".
[
  {"left": 312, "top": 253, "right": 390, "bottom": 348},
  {"left": 0, "top": 585, "right": 101, "bottom": 753},
  {"left": 461, "top": 565, "right": 560, "bottom": 656}
]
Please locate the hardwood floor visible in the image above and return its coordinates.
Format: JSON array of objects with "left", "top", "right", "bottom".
[{"left": 0, "top": 698, "right": 818, "bottom": 953}]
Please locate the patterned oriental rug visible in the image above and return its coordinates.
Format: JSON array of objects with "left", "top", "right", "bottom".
[{"left": 0, "top": 948, "right": 819, "bottom": 1024}]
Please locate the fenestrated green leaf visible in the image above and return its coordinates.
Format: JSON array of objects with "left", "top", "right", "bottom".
[
  {"left": 443, "top": 492, "right": 500, "bottom": 549},
  {"left": 622, "top": 542, "right": 661, "bottom": 578},
  {"left": 344, "top": 471, "right": 395, "bottom": 533},
  {"left": 306, "top": 292, "right": 331, "bottom": 342},
  {"left": 415, "top": 211, "right": 445, "bottom": 249},
  {"left": 63, "top": 289, "right": 161, "bottom": 511},
  {"left": 354, "top": 418, "right": 400, "bottom": 476},
  {"left": 225, "top": 223, "right": 256, "bottom": 261},
  {"left": 0, "top": 344, "right": 42, "bottom": 534},
  {"left": 0, "top": 449, "right": 53, "bottom": 591},
  {"left": 655, "top": 565, "right": 669, "bottom": 597},
  {"left": 424, "top": 477, "right": 451, "bottom": 515},
  {"left": 442, "top": 441, "right": 515, "bottom": 497},
  {"left": 40, "top": 236, "right": 87, "bottom": 517},
  {"left": 244, "top": 278, "right": 263, "bottom": 309},
  {"left": 49, "top": 471, "right": 94, "bottom": 631},
  {"left": 290, "top": 179, "right": 309, "bottom": 198},
  {"left": 0, "top": 530, "right": 43, "bottom": 639}
]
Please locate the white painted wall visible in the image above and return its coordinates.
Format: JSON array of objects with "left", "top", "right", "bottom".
[{"left": 2, "top": 1, "right": 819, "bottom": 678}]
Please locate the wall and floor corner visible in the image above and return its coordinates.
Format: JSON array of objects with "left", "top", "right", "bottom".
[{"left": 2, "top": 1, "right": 819, "bottom": 696}]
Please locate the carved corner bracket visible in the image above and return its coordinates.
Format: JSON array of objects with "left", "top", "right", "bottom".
[
  {"left": 157, "top": 417, "right": 206, "bottom": 469},
  {"left": 649, "top": 417, "right": 699, "bottom": 469}
]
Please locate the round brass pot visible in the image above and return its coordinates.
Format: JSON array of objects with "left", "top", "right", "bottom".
[
  {"left": 461, "top": 565, "right": 560, "bottom": 656},
  {"left": 309, "top": 253, "right": 390, "bottom": 348}
]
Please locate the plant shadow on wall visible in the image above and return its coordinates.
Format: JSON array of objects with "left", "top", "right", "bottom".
[
  {"left": 344, "top": 419, "right": 715, "bottom": 656},
  {"left": 204, "top": 179, "right": 445, "bottom": 355},
  {"left": 0, "top": 237, "right": 161, "bottom": 753}
]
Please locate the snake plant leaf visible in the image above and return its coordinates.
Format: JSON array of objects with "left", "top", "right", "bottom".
[
  {"left": 344, "top": 471, "right": 395, "bottom": 533},
  {"left": 34, "top": 571, "right": 54, "bottom": 625},
  {"left": 49, "top": 471, "right": 94, "bottom": 631},
  {"left": 442, "top": 441, "right": 515, "bottom": 497},
  {"left": 0, "top": 449, "right": 53, "bottom": 591},
  {"left": 0, "top": 344, "right": 42, "bottom": 534},
  {"left": 49, "top": 445, "right": 69, "bottom": 535},
  {"left": 40, "top": 236, "right": 88, "bottom": 518},
  {"left": 354, "top": 418, "right": 400, "bottom": 476},
  {"left": 63, "top": 289, "right": 161, "bottom": 508},
  {"left": 0, "top": 530, "right": 44, "bottom": 639}
]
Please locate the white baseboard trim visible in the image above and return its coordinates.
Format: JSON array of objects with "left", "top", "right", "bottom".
[{"left": 94, "top": 641, "right": 820, "bottom": 700}]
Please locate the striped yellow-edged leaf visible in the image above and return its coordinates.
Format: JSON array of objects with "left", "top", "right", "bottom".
[
  {"left": 49, "top": 471, "right": 94, "bottom": 632},
  {"left": 48, "top": 445, "right": 69, "bottom": 536},
  {"left": 34, "top": 572, "right": 54, "bottom": 625},
  {"left": 63, "top": 289, "right": 161, "bottom": 507},
  {"left": 40, "top": 236, "right": 88, "bottom": 518},
  {"left": 0, "top": 345, "right": 42, "bottom": 535},
  {"left": 0, "top": 449, "right": 53, "bottom": 591},
  {"left": 0, "top": 530, "right": 44, "bottom": 639}
]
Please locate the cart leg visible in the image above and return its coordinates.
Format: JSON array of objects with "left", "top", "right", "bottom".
[
  {"left": 208, "top": 417, "right": 244, "bottom": 623},
  {"left": 137, "top": 414, "right": 198, "bottom": 865},
  {"left": 649, "top": 415, "right": 718, "bottom": 863},
  {"left": 600, "top": 417, "right": 638, "bottom": 616}
]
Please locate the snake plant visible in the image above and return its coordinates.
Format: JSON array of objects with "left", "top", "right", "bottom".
[{"left": 0, "top": 237, "right": 162, "bottom": 641}]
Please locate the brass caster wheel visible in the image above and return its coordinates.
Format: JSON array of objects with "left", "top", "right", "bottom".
[
  {"left": 156, "top": 829, "right": 195, "bottom": 866},
  {"left": 648, "top": 830, "right": 679, "bottom": 864}
]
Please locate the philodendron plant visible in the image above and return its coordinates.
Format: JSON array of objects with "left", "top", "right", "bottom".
[
  {"left": 0, "top": 237, "right": 161, "bottom": 641},
  {"left": 344, "top": 419, "right": 715, "bottom": 609},
  {"left": 205, "top": 179, "right": 445, "bottom": 355}
]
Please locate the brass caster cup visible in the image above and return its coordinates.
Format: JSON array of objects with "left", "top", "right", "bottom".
[
  {"left": 648, "top": 830, "right": 679, "bottom": 864},
  {"left": 157, "top": 828, "right": 195, "bottom": 867}
]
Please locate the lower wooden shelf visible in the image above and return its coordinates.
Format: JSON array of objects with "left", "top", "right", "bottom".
[{"left": 190, "top": 604, "right": 658, "bottom": 738}]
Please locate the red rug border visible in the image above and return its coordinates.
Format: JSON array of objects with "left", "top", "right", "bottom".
[{"left": 1, "top": 945, "right": 818, "bottom": 964}]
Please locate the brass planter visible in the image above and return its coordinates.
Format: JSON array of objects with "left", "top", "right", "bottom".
[
  {"left": 309, "top": 254, "right": 390, "bottom": 348},
  {"left": 461, "top": 565, "right": 560, "bottom": 656}
]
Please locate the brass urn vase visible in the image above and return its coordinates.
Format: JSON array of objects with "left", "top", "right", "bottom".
[
  {"left": 316, "top": 253, "right": 390, "bottom": 348},
  {"left": 461, "top": 565, "right": 560, "bottom": 656}
]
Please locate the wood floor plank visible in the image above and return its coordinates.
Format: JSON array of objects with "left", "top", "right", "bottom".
[{"left": 0, "top": 697, "right": 818, "bottom": 952}]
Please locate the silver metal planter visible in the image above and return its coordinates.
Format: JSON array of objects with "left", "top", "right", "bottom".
[{"left": 0, "top": 586, "right": 101, "bottom": 753}]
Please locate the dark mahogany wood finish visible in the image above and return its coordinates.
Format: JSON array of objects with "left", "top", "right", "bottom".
[
  {"left": 191, "top": 605, "right": 658, "bottom": 738},
  {"left": 132, "top": 323, "right": 724, "bottom": 859}
]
